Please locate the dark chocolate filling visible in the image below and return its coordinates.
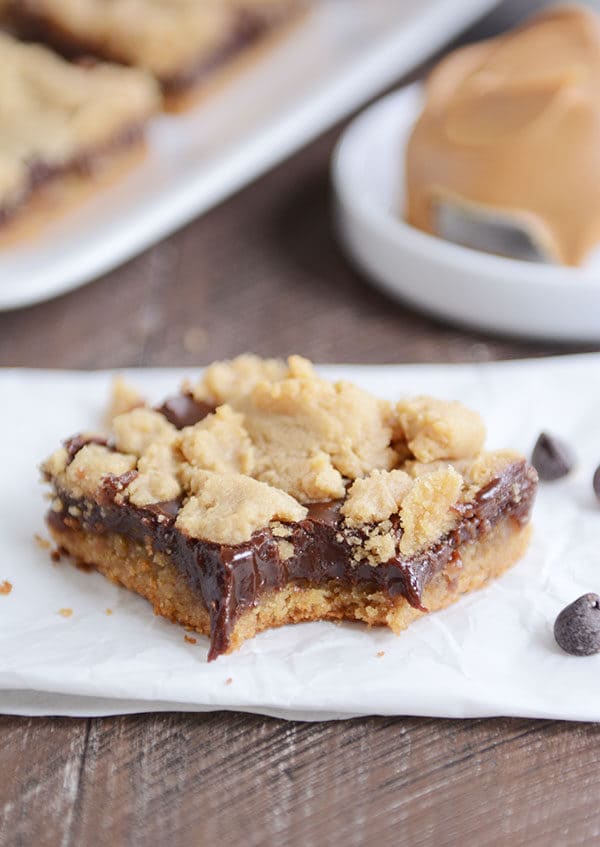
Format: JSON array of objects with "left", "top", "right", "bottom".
[{"left": 47, "top": 457, "right": 537, "bottom": 660}]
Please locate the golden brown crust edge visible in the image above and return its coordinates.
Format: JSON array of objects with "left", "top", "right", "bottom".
[{"left": 47, "top": 516, "right": 532, "bottom": 657}]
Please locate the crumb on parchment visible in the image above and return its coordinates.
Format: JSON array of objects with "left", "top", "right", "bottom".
[
  {"left": 376, "top": 651, "right": 385, "bottom": 658},
  {"left": 106, "top": 608, "right": 113, "bottom": 615},
  {"left": 34, "top": 534, "right": 51, "bottom": 550},
  {"left": 58, "top": 608, "right": 73, "bottom": 617},
  {"left": 225, "top": 677, "right": 233, "bottom": 685},
  {"left": 0, "top": 581, "right": 12, "bottom": 595},
  {"left": 184, "top": 635, "right": 197, "bottom": 645}
]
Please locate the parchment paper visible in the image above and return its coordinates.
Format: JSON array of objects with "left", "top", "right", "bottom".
[{"left": 1, "top": 356, "right": 599, "bottom": 720}]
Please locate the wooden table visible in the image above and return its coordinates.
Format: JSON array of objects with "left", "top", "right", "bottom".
[{"left": 2, "top": 7, "right": 600, "bottom": 844}]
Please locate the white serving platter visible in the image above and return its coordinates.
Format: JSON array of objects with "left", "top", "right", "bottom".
[
  {"left": 332, "top": 84, "right": 600, "bottom": 342},
  {"left": 0, "top": 0, "right": 498, "bottom": 311}
]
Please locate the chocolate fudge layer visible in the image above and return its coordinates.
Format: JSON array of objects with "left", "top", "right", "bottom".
[
  {"left": 42, "top": 355, "right": 538, "bottom": 659},
  {"left": 0, "top": 31, "right": 160, "bottom": 226},
  {"left": 16, "top": 0, "right": 305, "bottom": 101}
]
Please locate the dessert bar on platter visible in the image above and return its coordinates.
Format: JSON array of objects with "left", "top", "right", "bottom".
[
  {"left": 42, "top": 355, "right": 538, "bottom": 660},
  {"left": 0, "top": 31, "right": 160, "bottom": 228},
  {"left": 14, "top": 0, "right": 305, "bottom": 106}
]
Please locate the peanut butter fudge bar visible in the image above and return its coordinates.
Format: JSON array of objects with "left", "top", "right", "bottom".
[
  {"left": 42, "top": 356, "right": 537, "bottom": 660},
  {"left": 15, "top": 0, "right": 304, "bottom": 103},
  {"left": 0, "top": 31, "right": 160, "bottom": 227}
]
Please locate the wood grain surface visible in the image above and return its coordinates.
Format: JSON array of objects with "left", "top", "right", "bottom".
[
  {"left": 2, "top": 711, "right": 600, "bottom": 846},
  {"left": 2, "top": 3, "right": 600, "bottom": 845}
]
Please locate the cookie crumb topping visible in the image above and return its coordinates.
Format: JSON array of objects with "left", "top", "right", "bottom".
[
  {"left": 395, "top": 396, "right": 485, "bottom": 463},
  {"left": 177, "top": 405, "right": 254, "bottom": 475},
  {"left": 399, "top": 466, "right": 463, "bottom": 556},
  {"left": 43, "top": 355, "right": 527, "bottom": 558},
  {"left": 106, "top": 376, "right": 145, "bottom": 424},
  {"left": 127, "top": 442, "right": 181, "bottom": 507},
  {"left": 113, "top": 408, "right": 176, "bottom": 456},
  {"left": 175, "top": 470, "right": 307, "bottom": 545},
  {"left": 63, "top": 444, "right": 137, "bottom": 499},
  {"left": 342, "top": 469, "right": 412, "bottom": 527}
]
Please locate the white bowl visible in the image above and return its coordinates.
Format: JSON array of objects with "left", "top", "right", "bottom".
[{"left": 332, "top": 84, "right": 600, "bottom": 342}]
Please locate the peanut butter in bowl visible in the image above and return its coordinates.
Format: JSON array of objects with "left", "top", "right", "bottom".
[{"left": 405, "top": 4, "right": 600, "bottom": 267}]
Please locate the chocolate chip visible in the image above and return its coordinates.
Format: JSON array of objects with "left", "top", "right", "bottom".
[
  {"left": 593, "top": 465, "right": 600, "bottom": 503},
  {"left": 554, "top": 594, "right": 600, "bottom": 656},
  {"left": 531, "top": 432, "right": 575, "bottom": 481},
  {"left": 156, "top": 394, "right": 215, "bottom": 429}
]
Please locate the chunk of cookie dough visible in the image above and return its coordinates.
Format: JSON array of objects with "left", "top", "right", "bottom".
[{"left": 395, "top": 396, "right": 485, "bottom": 463}]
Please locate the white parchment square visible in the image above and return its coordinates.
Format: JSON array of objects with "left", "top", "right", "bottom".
[{"left": 1, "top": 356, "right": 599, "bottom": 721}]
